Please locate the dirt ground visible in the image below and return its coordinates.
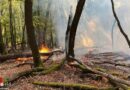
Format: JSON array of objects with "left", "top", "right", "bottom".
[{"left": 0, "top": 52, "right": 130, "bottom": 90}]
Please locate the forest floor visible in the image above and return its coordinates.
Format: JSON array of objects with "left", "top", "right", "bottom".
[{"left": 0, "top": 52, "right": 130, "bottom": 90}]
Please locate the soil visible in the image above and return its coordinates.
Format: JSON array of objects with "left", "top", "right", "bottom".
[{"left": 0, "top": 52, "right": 130, "bottom": 90}]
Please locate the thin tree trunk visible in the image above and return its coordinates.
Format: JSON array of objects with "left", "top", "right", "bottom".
[
  {"left": 25, "top": 0, "right": 43, "bottom": 67},
  {"left": 9, "top": 0, "right": 15, "bottom": 51},
  {"left": 65, "top": 13, "right": 72, "bottom": 58},
  {"left": 67, "top": 0, "right": 86, "bottom": 59},
  {"left": 111, "top": 20, "right": 116, "bottom": 49},
  {"left": 0, "top": 22, "right": 5, "bottom": 54},
  {"left": 50, "top": 31, "right": 54, "bottom": 48},
  {"left": 20, "top": 4, "right": 26, "bottom": 50},
  {"left": 111, "top": 0, "right": 130, "bottom": 47},
  {"left": 43, "top": 2, "right": 51, "bottom": 45},
  {"left": 4, "top": 26, "right": 8, "bottom": 49},
  {"left": 21, "top": 24, "right": 26, "bottom": 50},
  {"left": 13, "top": 16, "right": 16, "bottom": 49},
  {"left": 0, "top": 11, "right": 5, "bottom": 54}
]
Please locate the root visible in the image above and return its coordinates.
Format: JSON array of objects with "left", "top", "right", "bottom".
[
  {"left": 69, "top": 58, "right": 130, "bottom": 89},
  {"left": 9, "top": 59, "right": 65, "bottom": 83}
]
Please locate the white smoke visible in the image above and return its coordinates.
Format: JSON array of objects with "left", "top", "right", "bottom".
[{"left": 34, "top": 0, "right": 130, "bottom": 55}]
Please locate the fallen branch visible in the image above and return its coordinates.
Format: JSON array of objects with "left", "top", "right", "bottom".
[
  {"left": 32, "top": 82, "right": 116, "bottom": 90},
  {"left": 0, "top": 62, "right": 33, "bottom": 70},
  {"left": 9, "top": 59, "right": 65, "bottom": 83},
  {"left": 111, "top": 0, "right": 130, "bottom": 47},
  {"left": 9, "top": 67, "right": 44, "bottom": 83},
  {"left": 109, "top": 79, "right": 130, "bottom": 90},
  {"left": 14, "top": 62, "right": 33, "bottom": 67},
  {"left": 92, "top": 60, "right": 130, "bottom": 67},
  {"left": 0, "top": 49, "right": 64, "bottom": 63},
  {"left": 69, "top": 58, "right": 130, "bottom": 88}
]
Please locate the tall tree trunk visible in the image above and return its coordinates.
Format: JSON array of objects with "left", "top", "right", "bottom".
[
  {"left": 0, "top": 11, "right": 5, "bottom": 54},
  {"left": 4, "top": 26, "right": 8, "bottom": 49},
  {"left": 21, "top": 24, "right": 26, "bottom": 50},
  {"left": 67, "top": 0, "right": 86, "bottom": 59},
  {"left": 111, "top": 20, "right": 116, "bottom": 49},
  {"left": 13, "top": 16, "right": 16, "bottom": 49},
  {"left": 37, "top": 2, "right": 43, "bottom": 46},
  {"left": 111, "top": 0, "right": 130, "bottom": 47},
  {"left": 20, "top": 4, "right": 26, "bottom": 50},
  {"left": 43, "top": 2, "right": 51, "bottom": 45},
  {"left": 9, "top": 0, "right": 15, "bottom": 51},
  {"left": 65, "top": 13, "right": 72, "bottom": 58},
  {"left": 50, "top": 30, "right": 54, "bottom": 48},
  {"left": 25, "top": 0, "right": 43, "bottom": 67},
  {"left": 0, "top": 22, "right": 5, "bottom": 54}
]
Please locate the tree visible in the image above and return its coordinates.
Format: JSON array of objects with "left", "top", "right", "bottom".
[
  {"left": 0, "top": 8, "right": 5, "bottom": 54},
  {"left": 111, "top": 0, "right": 130, "bottom": 48},
  {"left": 0, "top": 17, "right": 5, "bottom": 54},
  {"left": 65, "top": 11, "right": 73, "bottom": 58},
  {"left": 8, "top": 0, "right": 16, "bottom": 51},
  {"left": 25, "top": 0, "right": 43, "bottom": 67},
  {"left": 66, "top": 0, "right": 86, "bottom": 61}
]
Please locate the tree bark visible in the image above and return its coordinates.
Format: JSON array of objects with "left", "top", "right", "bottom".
[
  {"left": 0, "top": 21, "right": 5, "bottom": 54},
  {"left": 32, "top": 82, "right": 102, "bottom": 90},
  {"left": 25, "top": 0, "right": 43, "bottom": 67},
  {"left": 65, "top": 13, "right": 72, "bottom": 58},
  {"left": 111, "top": 0, "right": 130, "bottom": 47},
  {"left": 67, "top": 0, "right": 86, "bottom": 59},
  {"left": 0, "top": 11, "right": 5, "bottom": 54},
  {"left": 20, "top": 4, "right": 26, "bottom": 50},
  {"left": 43, "top": 2, "right": 51, "bottom": 45},
  {"left": 111, "top": 20, "right": 116, "bottom": 49},
  {"left": 9, "top": 0, "right": 15, "bottom": 51}
]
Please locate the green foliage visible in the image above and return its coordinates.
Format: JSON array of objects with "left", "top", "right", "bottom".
[{"left": 0, "top": 0, "right": 57, "bottom": 51}]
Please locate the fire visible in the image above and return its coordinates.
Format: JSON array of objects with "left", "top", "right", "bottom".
[
  {"left": 82, "top": 37, "right": 94, "bottom": 47},
  {"left": 16, "top": 57, "right": 32, "bottom": 62},
  {"left": 39, "top": 44, "right": 50, "bottom": 53}
]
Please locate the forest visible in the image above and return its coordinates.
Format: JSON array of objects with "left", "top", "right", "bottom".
[{"left": 0, "top": 0, "right": 130, "bottom": 90}]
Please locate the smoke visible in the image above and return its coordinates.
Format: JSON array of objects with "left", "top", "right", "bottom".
[{"left": 33, "top": 0, "right": 130, "bottom": 55}]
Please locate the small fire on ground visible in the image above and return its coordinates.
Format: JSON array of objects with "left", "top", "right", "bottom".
[
  {"left": 39, "top": 44, "right": 51, "bottom": 60},
  {"left": 39, "top": 44, "right": 50, "bottom": 53},
  {"left": 16, "top": 44, "right": 51, "bottom": 61}
]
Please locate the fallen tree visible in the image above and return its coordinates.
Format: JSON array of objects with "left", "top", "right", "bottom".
[
  {"left": 9, "top": 60, "right": 65, "bottom": 83},
  {"left": 92, "top": 60, "right": 130, "bottom": 67},
  {"left": 70, "top": 59, "right": 130, "bottom": 89},
  {"left": 111, "top": 0, "right": 130, "bottom": 48},
  {"left": 32, "top": 82, "right": 117, "bottom": 90},
  {"left": 0, "top": 49, "right": 64, "bottom": 63}
]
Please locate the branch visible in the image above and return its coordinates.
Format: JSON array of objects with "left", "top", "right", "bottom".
[
  {"left": 8, "top": 59, "right": 65, "bottom": 83},
  {"left": 111, "top": 0, "right": 130, "bottom": 47},
  {"left": 0, "top": 49, "right": 64, "bottom": 63},
  {"left": 32, "top": 82, "right": 116, "bottom": 90},
  {"left": 69, "top": 58, "right": 130, "bottom": 88}
]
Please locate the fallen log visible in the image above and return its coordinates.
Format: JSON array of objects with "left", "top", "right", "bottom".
[
  {"left": 68, "top": 58, "right": 130, "bottom": 89},
  {"left": 0, "top": 62, "right": 33, "bottom": 70},
  {"left": 9, "top": 67, "right": 44, "bottom": 83},
  {"left": 9, "top": 60, "right": 65, "bottom": 83},
  {"left": 92, "top": 60, "right": 130, "bottom": 67},
  {"left": 0, "top": 49, "right": 64, "bottom": 63},
  {"left": 32, "top": 82, "right": 117, "bottom": 90},
  {"left": 109, "top": 79, "right": 129, "bottom": 90}
]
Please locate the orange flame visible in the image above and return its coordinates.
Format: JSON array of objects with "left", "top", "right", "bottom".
[
  {"left": 82, "top": 37, "right": 94, "bottom": 47},
  {"left": 16, "top": 57, "right": 32, "bottom": 62},
  {"left": 39, "top": 44, "right": 50, "bottom": 53}
]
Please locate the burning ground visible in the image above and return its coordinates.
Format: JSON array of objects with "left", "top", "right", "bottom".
[{"left": 0, "top": 51, "right": 130, "bottom": 90}]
